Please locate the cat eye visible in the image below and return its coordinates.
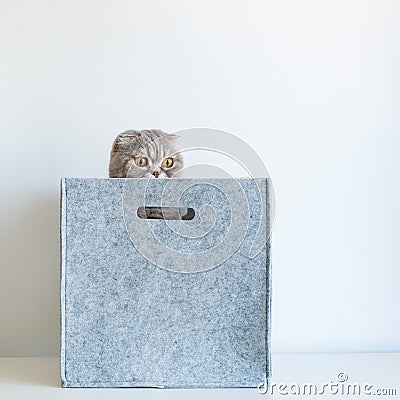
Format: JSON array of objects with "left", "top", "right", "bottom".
[
  {"left": 162, "top": 158, "right": 174, "bottom": 168},
  {"left": 134, "top": 157, "right": 148, "bottom": 167}
]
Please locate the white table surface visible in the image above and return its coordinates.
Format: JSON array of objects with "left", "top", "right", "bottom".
[{"left": 0, "top": 353, "right": 399, "bottom": 399}]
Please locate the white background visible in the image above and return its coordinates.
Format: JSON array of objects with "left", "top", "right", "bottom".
[{"left": 0, "top": 0, "right": 399, "bottom": 357}]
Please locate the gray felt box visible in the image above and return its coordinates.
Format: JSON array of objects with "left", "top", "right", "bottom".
[{"left": 60, "top": 177, "right": 272, "bottom": 388}]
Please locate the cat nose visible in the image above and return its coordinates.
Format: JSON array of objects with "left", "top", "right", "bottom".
[{"left": 152, "top": 171, "right": 160, "bottom": 178}]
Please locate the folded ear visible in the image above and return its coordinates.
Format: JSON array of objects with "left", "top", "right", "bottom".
[{"left": 112, "top": 131, "right": 138, "bottom": 151}]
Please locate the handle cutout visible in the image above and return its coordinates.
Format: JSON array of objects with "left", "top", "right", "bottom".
[{"left": 137, "top": 207, "right": 195, "bottom": 220}]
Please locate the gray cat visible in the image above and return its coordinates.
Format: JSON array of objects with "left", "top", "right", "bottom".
[
  {"left": 109, "top": 129, "right": 191, "bottom": 220},
  {"left": 109, "top": 129, "right": 183, "bottom": 178}
]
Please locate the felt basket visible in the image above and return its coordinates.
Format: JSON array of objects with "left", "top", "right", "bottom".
[{"left": 60, "top": 177, "right": 272, "bottom": 388}]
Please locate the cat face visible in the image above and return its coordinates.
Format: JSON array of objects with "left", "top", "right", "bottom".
[{"left": 109, "top": 129, "right": 183, "bottom": 178}]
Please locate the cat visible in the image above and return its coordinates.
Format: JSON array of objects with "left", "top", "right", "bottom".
[
  {"left": 109, "top": 129, "right": 190, "bottom": 220},
  {"left": 109, "top": 129, "right": 183, "bottom": 179}
]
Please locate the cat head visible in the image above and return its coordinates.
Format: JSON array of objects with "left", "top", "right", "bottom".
[{"left": 109, "top": 129, "right": 183, "bottom": 178}]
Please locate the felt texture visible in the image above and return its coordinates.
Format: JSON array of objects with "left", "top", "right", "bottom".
[{"left": 60, "top": 178, "right": 272, "bottom": 388}]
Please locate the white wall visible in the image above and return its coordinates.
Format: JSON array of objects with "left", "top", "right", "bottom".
[{"left": 0, "top": 0, "right": 399, "bottom": 356}]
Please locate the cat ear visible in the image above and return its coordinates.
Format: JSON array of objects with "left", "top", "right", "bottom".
[
  {"left": 113, "top": 132, "right": 137, "bottom": 150},
  {"left": 168, "top": 134, "right": 179, "bottom": 140}
]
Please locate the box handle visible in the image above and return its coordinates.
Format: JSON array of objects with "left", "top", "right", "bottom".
[{"left": 137, "top": 206, "right": 195, "bottom": 220}]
